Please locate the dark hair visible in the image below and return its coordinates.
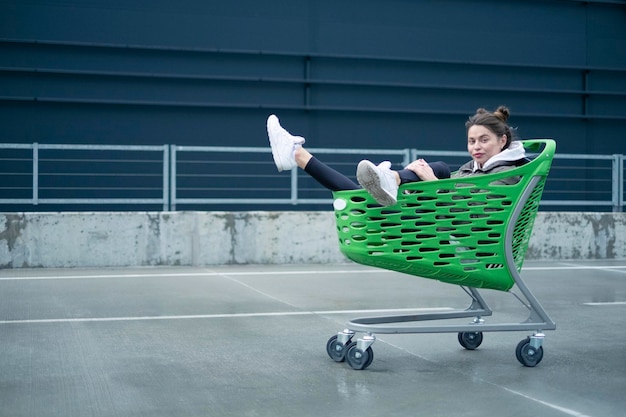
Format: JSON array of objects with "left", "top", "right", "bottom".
[{"left": 465, "top": 106, "right": 515, "bottom": 149}]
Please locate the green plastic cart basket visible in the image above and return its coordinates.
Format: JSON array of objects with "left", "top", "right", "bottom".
[{"left": 326, "top": 139, "right": 557, "bottom": 370}]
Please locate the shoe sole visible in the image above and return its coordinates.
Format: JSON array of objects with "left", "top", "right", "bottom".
[
  {"left": 267, "top": 116, "right": 290, "bottom": 172},
  {"left": 356, "top": 161, "right": 398, "bottom": 206}
]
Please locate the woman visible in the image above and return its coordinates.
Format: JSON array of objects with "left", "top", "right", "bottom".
[{"left": 267, "top": 106, "right": 526, "bottom": 206}]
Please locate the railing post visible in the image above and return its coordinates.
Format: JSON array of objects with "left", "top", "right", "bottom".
[
  {"left": 291, "top": 167, "right": 298, "bottom": 205},
  {"left": 170, "top": 145, "right": 177, "bottom": 211},
  {"left": 162, "top": 144, "right": 170, "bottom": 211},
  {"left": 403, "top": 148, "right": 412, "bottom": 167},
  {"left": 615, "top": 154, "right": 624, "bottom": 212},
  {"left": 32, "top": 143, "right": 39, "bottom": 205}
]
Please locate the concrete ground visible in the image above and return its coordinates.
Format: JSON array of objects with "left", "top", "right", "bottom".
[{"left": 1, "top": 260, "right": 625, "bottom": 417}]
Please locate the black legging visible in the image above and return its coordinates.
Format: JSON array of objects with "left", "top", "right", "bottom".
[{"left": 304, "top": 157, "right": 451, "bottom": 192}]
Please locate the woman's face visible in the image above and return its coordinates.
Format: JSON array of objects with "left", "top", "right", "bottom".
[{"left": 466, "top": 125, "right": 507, "bottom": 167}]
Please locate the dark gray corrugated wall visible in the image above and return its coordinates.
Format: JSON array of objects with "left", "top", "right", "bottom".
[{"left": 0, "top": 0, "right": 625, "bottom": 210}]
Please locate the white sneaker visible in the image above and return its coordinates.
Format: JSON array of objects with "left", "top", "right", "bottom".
[
  {"left": 356, "top": 160, "right": 399, "bottom": 206},
  {"left": 267, "top": 115, "right": 305, "bottom": 172}
]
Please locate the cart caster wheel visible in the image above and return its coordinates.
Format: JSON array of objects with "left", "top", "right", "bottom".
[
  {"left": 326, "top": 335, "right": 349, "bottom": 362},
  {"left": 458, "top": 331, "right": 483, "bottom": 350},
  {"left": 516, "top": 337, "right": 544, "bottom": 367},
  {"left": 345, "top": 342, "right": 374, "bottom": 370}
]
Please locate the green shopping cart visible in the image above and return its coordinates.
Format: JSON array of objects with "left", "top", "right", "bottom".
[{"left": 326, "top": 139, "right": 557, "bottom": 370}]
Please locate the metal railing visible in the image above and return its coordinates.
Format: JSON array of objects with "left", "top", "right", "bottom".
[
  {"left": 171, "top": 146, "right": 412, "bottom": 208},
  {"left": 0, "top": 143, "right": 624, "bottom": 212},
  {"left": 0, "top": 143, "right": 170, "bottom": 211}
]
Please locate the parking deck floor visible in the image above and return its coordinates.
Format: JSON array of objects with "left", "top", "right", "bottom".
[{"left": 1, "top": 260, "right": 625, "bottom": 417}]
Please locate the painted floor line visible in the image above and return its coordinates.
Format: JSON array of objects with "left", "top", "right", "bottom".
[
  {"left": 0, "top": 307, "right": 454, "bottom": 325},
  {"left": 526, "top": 265, "right": 626, "bottom": 271},
  {"left": 501, "top": 386, "right": 593, "bottom": 417},
  {"left": 1, "top": 264, "right": 625, "bottom": 281},
  {"left": 380, "top": 337, "right": 594, "bottom": 417},
  {"left": 0, "top": 270, "right": 379, "bottom": 281},
  {"left": 583, "top": 301, "right": 626, "bottom": 306}
]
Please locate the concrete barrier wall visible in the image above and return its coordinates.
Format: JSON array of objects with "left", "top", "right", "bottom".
[{"left": 1, "top": 211, "right": 625, "bottom": 268}]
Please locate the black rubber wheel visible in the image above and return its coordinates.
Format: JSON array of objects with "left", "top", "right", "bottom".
[
  {"left": 345, "top": 343, "right": 374, "bottom": 370},
  {"left": 326, "top": 335, "right": 348, "bottom": 362},
  {"left": 363, "top": 345, "right": 375, "bottom": 369},
  {"left": 457, "top": 331, "right": 483, "bottom": 350},
  {"left": 515, "top": 338, "right": 544, "bottom": 367},
  {"left": 515, "top": 337, "right": 528, "bottom": 363}
]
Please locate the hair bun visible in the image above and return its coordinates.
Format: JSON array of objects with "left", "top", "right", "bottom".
[{"left": 493, "top": 105, "right": 510, "bottom": 122}]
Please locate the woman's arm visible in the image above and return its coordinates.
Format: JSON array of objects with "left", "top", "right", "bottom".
[{"left": 404, "top": 159, "right": 439, "bottom": 181}]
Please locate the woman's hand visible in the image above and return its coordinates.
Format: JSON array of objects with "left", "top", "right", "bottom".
[{"left": 404, "top": 159, "right": 439, "bottom": 181}]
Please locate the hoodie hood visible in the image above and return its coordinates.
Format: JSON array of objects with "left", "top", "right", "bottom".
[{"left": 474, "top": 141, "right": 526, "bottom": 172}]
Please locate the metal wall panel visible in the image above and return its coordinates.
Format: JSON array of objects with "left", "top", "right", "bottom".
[{"left": 0, "top": 0, "right": 625, "bottom": 211}]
